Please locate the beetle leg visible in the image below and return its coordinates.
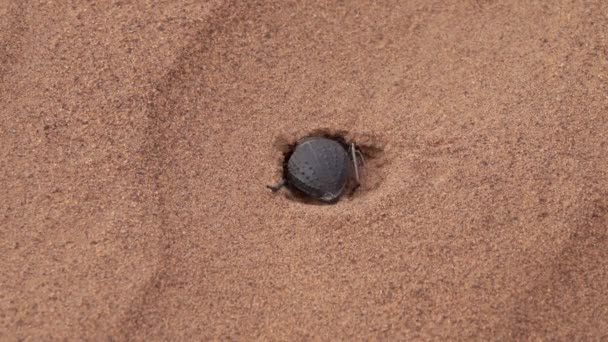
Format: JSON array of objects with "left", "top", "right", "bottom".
[
  {"left": 349, "top": 143, "right": 365, "bottom": 166},
  {"left": 267, "top": 179, "right": 286, "bottom": 192},
  {"left": 355, "top": 148, "right": 365, "bottom": 167},
  {"left": 350, "top": 143, "right": 361, "bottom": 188}
]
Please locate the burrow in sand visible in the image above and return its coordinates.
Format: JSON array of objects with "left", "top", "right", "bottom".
[{"left": 270, "top": 128, "right": 390, "bottom": 203}]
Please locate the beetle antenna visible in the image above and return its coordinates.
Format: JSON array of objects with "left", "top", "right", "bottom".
[{"left": 267, "top": 179, "right": 286, "bottom": 192}]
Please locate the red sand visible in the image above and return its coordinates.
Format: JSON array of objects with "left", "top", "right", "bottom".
[{"left": 2, "top": 1, "right": 607, "bottom": 340}]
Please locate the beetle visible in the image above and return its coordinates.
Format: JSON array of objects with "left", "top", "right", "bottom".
[{"left": 267, "top": 136, "right": 364, "bottom": 203}]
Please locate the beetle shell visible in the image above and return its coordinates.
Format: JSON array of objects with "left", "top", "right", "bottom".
[{"left": 286, "top": 137, "right": 349, "bottom": 202}]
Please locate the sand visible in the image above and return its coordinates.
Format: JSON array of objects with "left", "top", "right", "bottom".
[{"left": 1, "top": 0, "right": 607, "bottom": 340}]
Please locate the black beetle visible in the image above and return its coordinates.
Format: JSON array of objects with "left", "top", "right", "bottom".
[{"left": 267, "top": 136, "right": 364, "bottom": 203}]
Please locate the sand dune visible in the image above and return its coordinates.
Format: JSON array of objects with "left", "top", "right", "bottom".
[{"left": 2, "top": 1, "right": 607, "bottom": 340}]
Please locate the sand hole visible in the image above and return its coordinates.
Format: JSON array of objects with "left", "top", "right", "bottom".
[{"left": 270, "top": 129, "right": 388, "bottom": 204}]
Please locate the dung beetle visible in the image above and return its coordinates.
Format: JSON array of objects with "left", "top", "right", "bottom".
[{"left": 267, "top": 136, "right": 364, "bottom": 203}]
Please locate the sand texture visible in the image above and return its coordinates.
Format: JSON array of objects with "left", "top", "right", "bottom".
[{"left": 2, "top": 1, "right": 608, "bottom": 340}]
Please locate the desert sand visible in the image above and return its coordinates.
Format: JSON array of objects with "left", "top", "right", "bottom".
[{"left": 1, "top": 0, "right": 607, "bottom": 340}]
